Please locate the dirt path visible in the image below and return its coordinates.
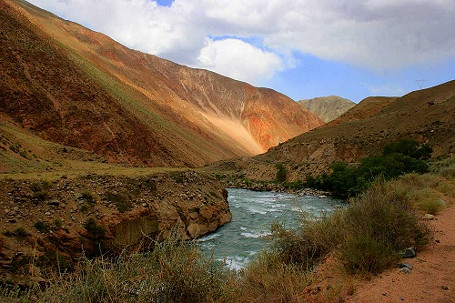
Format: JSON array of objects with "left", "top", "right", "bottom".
[{"left": 347, "top": 204, "right": 455, "bottom": 303}]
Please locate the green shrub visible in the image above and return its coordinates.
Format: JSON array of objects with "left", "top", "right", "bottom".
[
  {"left": 306, "top": 139, "right": 431, "bottom": 197},
  {"left": 84, "top": 218, "right": 106, "bottom": 239},
  {"left": 34, "top": 236, "right": 230, "bottom": 303},
  {"left": 2, "top": 228, "right": 30, "bottom": 240},
  {"left": 34, "top": 221, "right": 51, "bottom": 233},
  {"left": 270, "top": 211, "right": 344, "bottom": 269},
  {"left": 170, "top": 172, "right": 184, "bottom": 183},
  {"left": 80, "top": 190, "right": 95, "bottom": 205},
  {"left": 105, "top": 192, "right": 131, "bottom": 213},
  {"left": 33, "top": 191, "right": 49, "bottom": 201},
  {"left": 339, "top": 234, "right": 398, "bottom": 274},
  {"left": 270, "top": 181, "right": 429, "bottom": 275},
  {"left": 30, "top": 181, "right": 52, "bottom": 201},
  {"left": 338, "top": 182, "right": 429, "bottom": 273},
  {"left": 275, "top": 163, "right": 287, "bottom": 183}
]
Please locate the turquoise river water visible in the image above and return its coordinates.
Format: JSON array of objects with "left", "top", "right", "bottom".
[{"left": 197, "top": 188, "right": 344, "bottom": 270}]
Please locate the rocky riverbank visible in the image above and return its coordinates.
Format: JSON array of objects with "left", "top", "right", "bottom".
[
  {"left": 0, "top": 171, "right": 231, "bottom": 285},
  {"left": 221, "top": 178, "right": 332, "bottom": 197}
]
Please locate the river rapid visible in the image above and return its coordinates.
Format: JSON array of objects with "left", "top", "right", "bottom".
[{"left": 198, "top": 188, "right": 344, "bottom": 270}]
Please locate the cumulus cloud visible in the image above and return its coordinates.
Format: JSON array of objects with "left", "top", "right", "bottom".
[
  {"left": 197, "top": 38, "right": 283, "bottom": 84},
  {"left": 29, "top": 0, "right": 455, "bottom": 81}
]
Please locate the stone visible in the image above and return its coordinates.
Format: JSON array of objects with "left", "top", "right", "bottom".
[
  {"left": 400, "top": 267, "right": 412, "bottom": 275},
  {"left": 48, "top": 200, "right": 60, "bottom": 207},
  {"left": 438, "top": 199, "right": 447, "bottom": 207},
  {"left": 402, "top": 247, "right": 417, "bottom": 258},
  {"left": 397, "top": 263, "right": 413, "bottom": 270},
  {"left": 423, "top": 214, "right": 435, "bottom": 220},
  {"left": 441, "top": 286, "right": 449, "bottom": 290}
]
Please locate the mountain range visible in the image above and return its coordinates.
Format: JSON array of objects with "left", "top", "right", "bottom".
[{"left": 0, "top": 0, "right": 322, "bottom": 170}]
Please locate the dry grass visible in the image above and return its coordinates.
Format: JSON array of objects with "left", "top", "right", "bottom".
[{"left": 2, "top": 161, "right": 454, "bottom": 303}]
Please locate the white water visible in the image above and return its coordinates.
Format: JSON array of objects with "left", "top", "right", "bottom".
[{"left": 198, "top": 188, "right": 344, "bottom": 270}]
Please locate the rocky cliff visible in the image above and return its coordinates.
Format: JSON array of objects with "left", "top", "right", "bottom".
[{"left": 0, "top": 171, "right": 230, "bottom": 284}]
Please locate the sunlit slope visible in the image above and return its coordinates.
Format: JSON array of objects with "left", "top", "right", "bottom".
[{"left": 1, "top": 0, "right": 322, "bottom": 167}]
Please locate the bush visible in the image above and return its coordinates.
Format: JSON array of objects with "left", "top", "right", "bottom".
[
  {"left": 275, "top": 163, "right": 287, "bottom": 183},
  {"left": 2, "top": 228, "right": 30, "bottom": 240},
  {"left": 84, "top": 218, "right": 106, "bottom": 239},
  {"left": 80, "top": 190, "right": 95, "bottom": 205},
  {"left": 270, "top": 181, "right": 429, "bottom": 275},
  {"left": 339, "top": 183, "right": 429, "bottom": 273},
  {"left": 30, "top": 181, "right": 52, "bottom": 201},
  {"left": 306, "top": 139, "right": 431, "bottom": 197},
  {"left": 105, "top": 192, "right": 131, "bottom": 213},
  {"left": 32, "top": 236, "right": 230, "bottom": 303},
  {"left": 239, "top": 252, "right": 311, "bottom": 302},
  {"left": 34, "top": 221, "right": 51, "bottom": 233}
]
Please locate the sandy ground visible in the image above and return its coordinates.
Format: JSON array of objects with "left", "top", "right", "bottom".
[{"left": 347, "top": 204, "right": 455, "bottom": 303}]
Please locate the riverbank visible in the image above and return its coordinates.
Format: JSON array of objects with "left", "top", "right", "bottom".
[{"left": 221, "top": 178, "right": 332, "bottom": 197}]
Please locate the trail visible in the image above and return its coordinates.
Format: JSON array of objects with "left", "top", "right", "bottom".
[{"left": 348, "top": 204, "right": 455, "bottom": 303}]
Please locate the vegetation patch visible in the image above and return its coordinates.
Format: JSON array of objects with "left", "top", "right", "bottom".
[
  {"left": 2, "top": 227, "right": 30, "bottom": 240},
  {"left": 105, "top": 192, "right": 132, "bottom": 213},
  {"left": 30, "top": 181, "right": 53, "bottom": 201},
  {"left": 84, "top": 218, "right": 106, "bottom": 240},
  {"left": 275, "top": 163, "right": 287, "bottom": 183},
  {"left": 34, "top": 221, "right": 51, "bottom": 233},
  {"left": 306, "top": 139, "right": 432, "bottom": 197}
]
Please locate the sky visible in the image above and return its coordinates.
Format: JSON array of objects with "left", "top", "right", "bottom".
[{"left": 28, "top": 0, "right": 455, "bottom": 103}]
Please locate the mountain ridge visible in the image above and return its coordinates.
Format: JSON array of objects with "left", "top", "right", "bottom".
[
  {"left": 0, "top": 0, "right": 323, "bottom": 168},
  {"left": 298, "top": 95, "right": 355, "bottom": 123}
]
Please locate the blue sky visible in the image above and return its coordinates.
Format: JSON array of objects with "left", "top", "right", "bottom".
[{"left": 29, "top": 0, "right": 455, "bottom": 103}]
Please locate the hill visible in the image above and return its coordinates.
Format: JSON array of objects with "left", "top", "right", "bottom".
[
  {"left": 207, "top": 80, "right": 455, "bottom": 181},
  {"left": 261, "top": 80, "right": 455, "bottom": 175},
  {"left": 298, "top": 96, "right": 355, "bottom": 123},
  {"left": 0, "top": 0, "right": 322, "bottom": 169}
]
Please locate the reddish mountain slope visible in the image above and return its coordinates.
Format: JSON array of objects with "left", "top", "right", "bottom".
[
  {"left": 0, "top": 0, "right": 322, "bottom": 167},
  {"left": 252, "top": 80, "right": 455, "bottom": 177}
]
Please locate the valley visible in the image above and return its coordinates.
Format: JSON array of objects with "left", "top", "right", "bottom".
[{"left": 1, "top": 0, "right": 455, "bottom": 302}]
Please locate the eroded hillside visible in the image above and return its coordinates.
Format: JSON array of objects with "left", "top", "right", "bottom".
[{"left": 0, "top": 0, "right": 322, "bottom": 168}]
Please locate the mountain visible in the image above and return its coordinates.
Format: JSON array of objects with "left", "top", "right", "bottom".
[
  {"left": 260, "top": 80, "right": 455, "bottom": 173},
  {"left": 326, "top": 96, "right": 397, "bottom": 127},
  {"left": 298, "top": 96, "right": 355, "bottom": 123},
  {"left": 211, "top": 80, "right": 455, "bottom": 181},
  {"left": 0, "top": 0, "right": 323, "bottom": 168}
]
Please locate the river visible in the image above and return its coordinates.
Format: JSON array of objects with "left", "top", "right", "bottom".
[{"left": 197, "top": 188, "right": 344, "bottom": 270}]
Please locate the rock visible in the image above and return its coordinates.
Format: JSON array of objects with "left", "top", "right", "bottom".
[
  {"left": 400, "top": 267, "right": 412, "bottom": 275},
  {"left": 397, "top": 263, "right": 413, "bottom": 270},
  {"left": 441, "top": 286, "right": 449, "bottom": 290},
  {"left": 423, "top": 214, "right": 435, "bottom": 220},
  {"left": 402, "top": 247, "right": 417, "bottom": 258},
  {"left": 48, "top": 200, "right": 59, "bottom": 207},
  {"left": 438, "top": 199, "right": 447, "bottom": 207}
]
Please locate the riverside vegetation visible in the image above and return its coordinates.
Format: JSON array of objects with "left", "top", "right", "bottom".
[{"left": 2, "top": 141, "right": 454, "bottom": 302}]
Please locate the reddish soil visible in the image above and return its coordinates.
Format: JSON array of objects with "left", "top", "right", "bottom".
[
  {"left": 297, "top": 204, "right": 455, "bottom": 303},
  {"left": 347, "top": 205, "right": 455, "bottom": 303}
]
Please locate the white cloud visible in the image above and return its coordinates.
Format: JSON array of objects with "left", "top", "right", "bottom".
[
  {"left": 28, "top": 0, "right": 455, "bottom": 78},
  {"left": 197, "top": 38, "right": 283, "bottom": 84},
  {"left": 360, "top": 83, "right": 407, "bottom": 96}
]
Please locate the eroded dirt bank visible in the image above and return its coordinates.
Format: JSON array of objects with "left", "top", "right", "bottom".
[{"left": 0, "top": 171, "right": 231, "bottom": 284}]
